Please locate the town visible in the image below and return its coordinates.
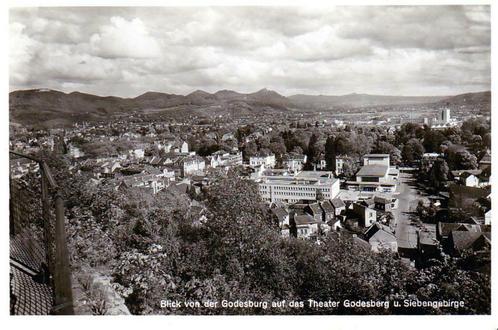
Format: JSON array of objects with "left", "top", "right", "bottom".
[
  {"left": 10, "top": 97, "right": 491, "bottom": 271},
  {"left": 7, "top": 4, "right": 493, "bottom": 325}
]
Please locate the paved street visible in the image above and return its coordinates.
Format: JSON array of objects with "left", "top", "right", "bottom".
[{"left": 393, "top": 172, "right": 420, "bottom": 253}]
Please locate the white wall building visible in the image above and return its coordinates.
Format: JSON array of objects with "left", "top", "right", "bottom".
[
  {"left": 250, "top": 154, "right": 276, "bottom": 168},
  {"left": 68, "top": 144, "right": 84, "bottom": 158},
  {"left": 130, "top": 148, "right": 145, "bottom": 159},
  {"left": 347, "top": 154, "right": 398, "bottom": 193},
  {"left": 181, "top": 157, "right": 206, "bottom": 176},
  {"left": 283, "top": 154, "right": 307, "bottom": 172},
  {"left": 363, "top": 154, "right": 390, "bottom": 166},
  {"left": 430, "top": 108, "right": 458, "bottom": 129},
  {"left": 254, "top": 170, "right": 340, "bottom": 204},
  {"left": 180, "top": 141, "right": 189, "bottom": 154},
  {"left": 441, "top": 108, "right": 450, "bottom": 123},
  {"left": 209, "top": 151, "right": 243, "bottom": 168},
  {"left": 335, "top": 155, "right": 354, "bottom": 176}
]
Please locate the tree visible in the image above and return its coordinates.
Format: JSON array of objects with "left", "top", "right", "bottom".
[
  {"left": 423, "top": 129, "right": 446, "bottom": 153},
  {"left": 304, "top": 133, "right": 319, "bottom": 170},
  {"left": 372, "top": 141, "right": 401, "bottom": 165},
  {"left": 446, "top": 146, "right": 478, "bottom": 170},
  {"left": 402, "top": 138, "right": 425, "bottom": 164},
  {"left": 428, "top": 159, "right": 450, "bottom": 190},
  {"left": 291, "top": 146, "right": 303, "bottom": 154},
  {"left": 324, "top": 136, "right": 336, "bottom": 171},
  {"left": 243, "top": 141, "right": 258, "bottom": 160},
  {"left": 340, "top": 160, "right": 358, "bottom": 179},
  {"left": 407, "top": 256, "right": 490, "bottom": 314},
  {"left": 395, "top": 123, "right": 424, "bottom": 145}
]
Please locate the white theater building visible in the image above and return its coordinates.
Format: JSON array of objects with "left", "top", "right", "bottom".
[
  {"left": 346, "top": 154, "right": 399, "bottom": 193},
  {"left": 253, "top": 169, "right": 340, "bottom": 204}
]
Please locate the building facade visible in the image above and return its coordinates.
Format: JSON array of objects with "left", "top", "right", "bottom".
[
  {"left": 254, "top": 170, "right": 340, "bottom": 204},
  {"left": 250, "top": 154, "right": 276, "bottom": 168},
  {"left": 346, "top": 154, "right": 398, "bottom": 193}
]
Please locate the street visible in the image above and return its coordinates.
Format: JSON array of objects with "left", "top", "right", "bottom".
[{"left": 393, "top": 172, "right": 420, "bottom": 254}]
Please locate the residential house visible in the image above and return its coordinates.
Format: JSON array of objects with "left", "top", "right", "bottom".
[
  {"left": 209, "top": 151, "right": 243, "bottom": 168},
  {"left": 330, "top": 198, "right": 346, "bottom": 216},
  {"left": 294, "top": 213, "right": 319, "bottom": 239},
  {"left": 181, "top": 156, "right": 206, "bottom": 177},
  {"left": 363, "top": 154, "right": 390, "bottom": 166},
  {"left": 117, "top": 173, "right": 169, "bottom": 194},
  {"left": 447, "top": 231, "right": 491, "bottom": 257},
  {"left": 417, "top": 230, "right": 439, "bottom": 260},
  {"left": 353, "top": 202, "right": 377, "bottom": 227},
  {"left": 130, "top": 148, "right": 145, "bottom": 159},
  {"left": 68, "top": 144, "right": 84, "bottom": 158},
  {"left": 485, "top": 209, "right": 491, "bottom": 225},
  {"left": 448, "top": 184, "right": 490, "bottom": 215},
  {"left": 335, "top": 155, "right": 355, "bottom": 176},
  {"left": 320, "top": 200, "right": 335, "bottom": 222},
  {"left": 304, "top": 203, "right": 323, "bottom": 222},
  {"left": 283, "top": 153, "right": 307, "bottom": 172},
  {"left": 478, "top": 167, "right": 491, "bottom": 187},
  {"left": 250, "top": 153, "right": 276, "bottom": 168},
  {"left": 437, "top": 222, "right": 490, "bottom": 253},
  {"left": 364, "top": 223, "right": 397, "bottom": 253},
  {"left": 369, "top": 230, "right": 398, "bottom": 253},
  {"left": 374, "top": 196, "right": 394, "bottom": 212},
  {"left": 271, "top": 207, "right": 291, "bottom": 238},
  {"left": 479, "top": 149, "right": 491, "bottom": 171},
  {"left": 320, "top": 200, "right": 341, "bottom": 231},
  {"left": 450, "top": 170, "right": 482, "bottom": 187}
]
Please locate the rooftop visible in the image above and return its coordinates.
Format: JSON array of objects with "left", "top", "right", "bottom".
[
  {"left": 356, "top": 165, "right": 389, "bottom": 177},
  {"left": 369, "top": 230, "right": 397, "bottom": 244},
  {"left": 295, "top": 171, "right": 333, "bottom": 179},
  {"left": 451, "top": 231, "right": 491, "bottom": 253},
  {"left": 294, "top": 214, "right": 317, "bottom": 226},
  {"left": 320, "top": 200, "right": 335, "bottom": 213},
  {"left": 364, "top": 154, "right": 390, "bottom": 158},
  {"left": 419, "top": 230, "right": 438, "bottom": 246},
  {"left": 258, "top": 170, "right": 338, "bottom": 186},
  {"left": 330, "top": 198, "right": 346, "bottom": 208}
]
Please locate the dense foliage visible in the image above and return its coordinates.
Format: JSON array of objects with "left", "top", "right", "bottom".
[
  {"left": 46, "top": 160, "right": 490, "bottom": 315},
  {"left": 29, "top": 115, "right": 491, "bottom": 315}
]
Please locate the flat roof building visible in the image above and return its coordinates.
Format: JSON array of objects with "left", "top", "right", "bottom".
[
  {"left": 347, "top": 154, "right": 398, "bottom": 193},
  {"left": 254, "top": 170, "right": 340, "bottom": 204}
]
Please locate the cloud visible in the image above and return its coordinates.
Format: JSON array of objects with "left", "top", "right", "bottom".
[
  {"left": 90, "top": 16, "right": 161, "bottom": 59},
  {"left": 9, "top": 22, "right": 39, "bottom": 85},
  {"left": 258, "top": 25, "right": 372, "bottom": 62},
  {"left": 337, "top": 6, "right": 490, "bottom": 50},
  {"left": 9, "top": 6, "right": 491, "bottom": 97}
]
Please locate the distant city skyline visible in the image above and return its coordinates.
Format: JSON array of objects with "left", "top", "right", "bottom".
[{"left": 10, "top": 6, "right": 491, "bottom": 98}]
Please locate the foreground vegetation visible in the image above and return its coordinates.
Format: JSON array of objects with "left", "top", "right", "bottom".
[{"left": 40, "top": 156, "right": 489, "bottom": 315}]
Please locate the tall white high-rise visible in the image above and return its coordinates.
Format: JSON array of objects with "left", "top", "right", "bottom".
[{"left": 441, "top": 108, "right": 450, "bottom": 123}]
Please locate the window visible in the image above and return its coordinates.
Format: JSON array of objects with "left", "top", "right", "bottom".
[{"left": 362, "top": 177, "right": 379, "bottom": 183}]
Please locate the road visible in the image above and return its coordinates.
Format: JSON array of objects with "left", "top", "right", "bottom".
[{"left": 393, "top": 172, "right": 420, "bottom": 254}]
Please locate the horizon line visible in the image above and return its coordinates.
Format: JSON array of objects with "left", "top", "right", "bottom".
[{"left": 8, "top": 87, "right": 491, "bottom": 100}]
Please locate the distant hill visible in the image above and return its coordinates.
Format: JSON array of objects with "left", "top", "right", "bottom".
[
  {"left": 435, "top": 91, "right": 491, "bottom": 109},
  {"left": 9, "top": 89, "right": 136, "bottom": 126},
  {"left": 133, "top": 91, "right": 185, "bottom": 109},
  {"left": 9, "top": 88, "right": 490, "bottom": 127},
  {"left": 288, "top": 93, "right": 447, "bottom": 109}
]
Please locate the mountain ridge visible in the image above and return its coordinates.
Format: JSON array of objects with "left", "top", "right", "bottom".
[{"left": 9, "top": 88, "right": 490, "bottom": 127}]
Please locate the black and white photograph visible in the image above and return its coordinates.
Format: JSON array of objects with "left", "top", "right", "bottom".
[{"left": 6, "top": 1, "right": 495, "bottom": 323}]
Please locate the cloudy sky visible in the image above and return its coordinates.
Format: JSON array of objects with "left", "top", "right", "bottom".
[{"left": 10, "top": 6, "right": 490, "bottom": 97}]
